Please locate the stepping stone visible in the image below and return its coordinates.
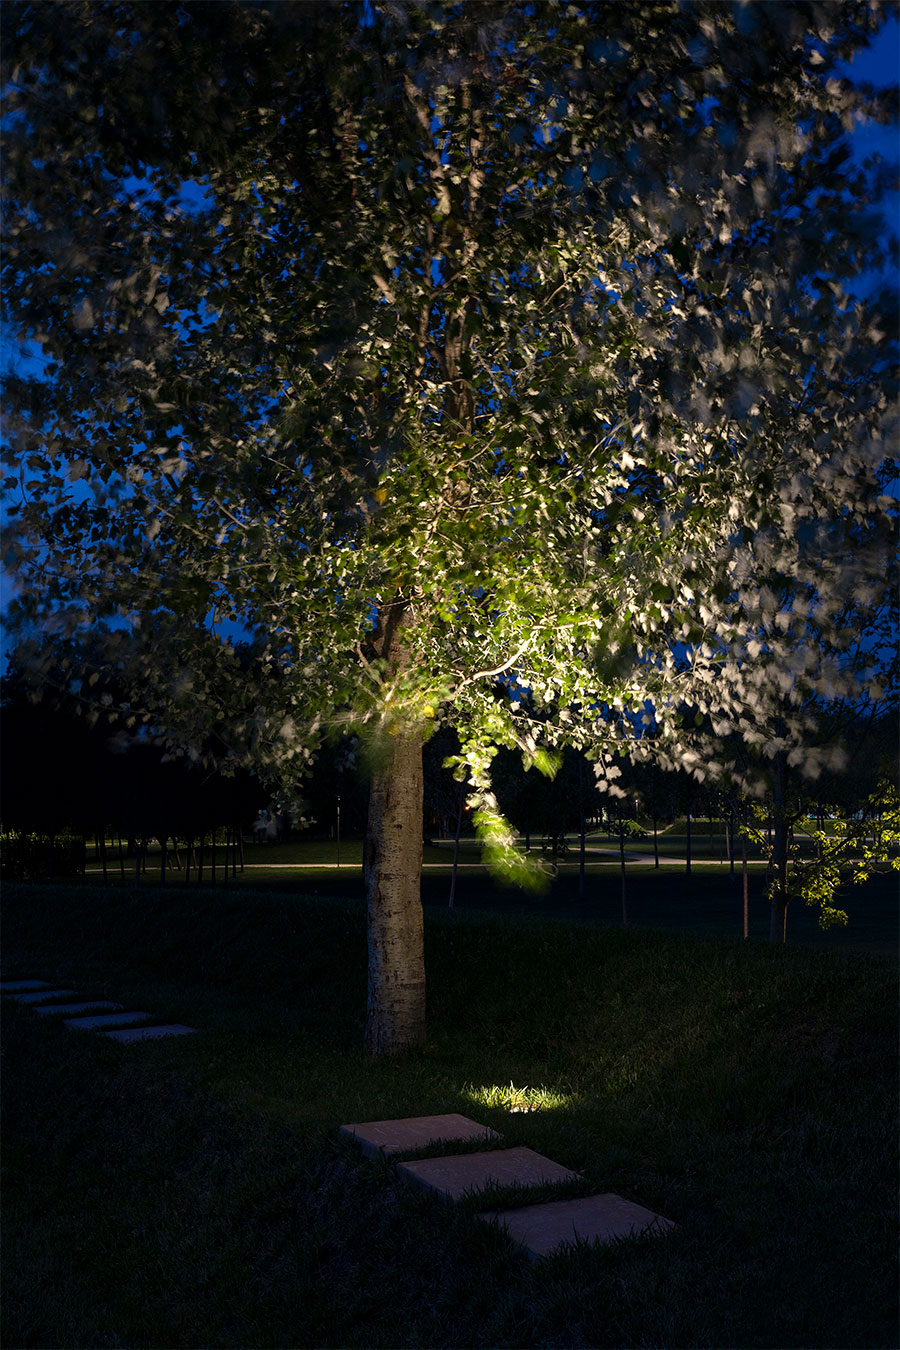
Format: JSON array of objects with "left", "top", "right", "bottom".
[
  {"left": 7, "top": 989, "right": 78, "bottom": 1004},
  {"left": 0, "top": 980, "right": 52, "bottom": 992},
  {"left": 34, "top": 1000, "right": 122, "bottom": 1016},
  {"left": 340, "top": 1113, "right": 501, "bottom": 1159},
  {"left": 65, "top": 1012, "right": 153, "bottom": 1030},
  {"left": 478, "top": 1193, "right": 675, "bottom": 1259},
  {"left": 102, "top": 1024, "right": 196, "bottom": 1042},
  {"left": 397, "top": 1146, "right": 580, "bottom": 1201}
]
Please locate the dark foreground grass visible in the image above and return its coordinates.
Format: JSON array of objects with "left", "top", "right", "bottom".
[{"left": 2, "top": 882, "right": 898, "bottom": 1348}]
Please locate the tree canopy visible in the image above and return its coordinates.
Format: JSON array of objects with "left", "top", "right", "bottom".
[{"left": 3, "top": 0, "right": 897, "bottom": 1049}]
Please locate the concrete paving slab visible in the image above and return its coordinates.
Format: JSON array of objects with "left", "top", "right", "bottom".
[
  {"left": 65, "top": 1012, "right": 152, "bottom": 1030},
  {"left": 6, "top": 989, "right": 77, "bottom": 1004},
  {"left": 102, "top": 1024, "right": 196, "bottom": 1042},
  {"left": 0, "top": 980, "right": 52, "bottom": 992},
  {"left": 478, "top": 1192, "right": 676, "bottom": 1258},
  {"left": 397, "top": 1146, "right": 580, "bottom": 1201},
  {"left": 34, "top": 1000, "right": 122, "bottom": 1016},
  {"left": 340, "top": 1113, "right": 501, "bottom": 1159}
]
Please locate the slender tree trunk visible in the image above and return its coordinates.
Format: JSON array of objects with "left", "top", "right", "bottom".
[
  {"left": 685, "top": 809, "right": 692, "bottom": 877},
  {"left": 578, "top": 756, "right": 586, "bottom": 902},
  {"left": 448, "top": 779, "right": 465, "bottom": 909},
  {"left": 652, "top": 813, "right": 659, "bottom": 868},
  {"left": 769, "top": 749, "right": 790, "bottom": 943},
  {"left": 618, "top": 811, "right": 627, "bottom": 926},
  {"left": 742, "top": 831, "right": 749, "bottom": 939},
  {"left": 159, "top": 836, "right": 167, "bottom": 886},
  {"left": 364, "top": 726, "right": 426, "bottom": 1055},
  {"left": 98, "top": 831, "right": 108, "bottom": 884}
]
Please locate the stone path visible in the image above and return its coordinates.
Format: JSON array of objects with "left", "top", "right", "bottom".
[
  {"left": 340, "top": 1112, "right": 499, "bottom": 1158},
  {"left": 398, "top": 1145, "right": 580, "bottom": 1202},
  {"left": 0, "top": 979, "right": 196, "bottom": 1041},
  {"left": 340, "top": 1113, "right": 674, "bottom": 1259}
]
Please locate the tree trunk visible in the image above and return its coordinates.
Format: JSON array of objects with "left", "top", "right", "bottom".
[
  {"left": 618, "top": 811, "right": 627, "bottom": 926},
  {"left": 578, "top": 756, "right": 586, "bottom": 902},
  {"left": 742, "top": 830, "right": 749, "bottom": 939},
  {"left": 448, "top": 779, "right": 465, "bottom": 909},
  {"left": 685, "top": 809, "right": 692, "bottom": 877},
  {"left": 364, "top": 725, "right": 426, "bottom": 1055},
  {"left": 769, "top": 749, "right": 790, "bottom": 943},
  {"left": 652, "top": 814, "right": 659, "bottom": 868}
]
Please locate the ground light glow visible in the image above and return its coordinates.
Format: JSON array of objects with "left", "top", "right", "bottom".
[{"left": 461, "top": 1082, "right": 573, "bottom": 1114}]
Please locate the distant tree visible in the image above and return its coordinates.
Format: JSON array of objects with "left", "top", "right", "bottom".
[
  {"left": 742, "top": 775, "right": 900, "bottom": 930},
  {"left": 3, "top": 2, "right": 896, "bottom": 1048}
]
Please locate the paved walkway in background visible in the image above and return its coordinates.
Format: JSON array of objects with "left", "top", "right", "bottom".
[{"left": 84, "top": 854, "right": 752, "bottom": 876}]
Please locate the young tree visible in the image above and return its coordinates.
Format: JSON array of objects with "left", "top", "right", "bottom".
[{"left": 3, "top": 1, "right": 896, "bottom": 1050}]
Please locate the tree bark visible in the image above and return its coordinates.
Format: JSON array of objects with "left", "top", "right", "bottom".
[{"left": 364, "top": 725, "right": 426, "bottom": 1055}]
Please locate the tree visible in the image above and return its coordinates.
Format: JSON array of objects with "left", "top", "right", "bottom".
[
  {"left": 659, "top": 555, "right": 898, "bottom": 940},
  {"left": 742, "top": 775, "right": 900, "bottom": 930},
  {"left": 3, "top": 1, "right": 897, "bottom": 1051}
]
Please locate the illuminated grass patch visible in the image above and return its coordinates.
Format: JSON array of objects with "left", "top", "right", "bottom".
[{"left": 461, "top": 1081, "right": 573, "bottom": 1114}]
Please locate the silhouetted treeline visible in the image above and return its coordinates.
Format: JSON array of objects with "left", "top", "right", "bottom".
[{"left": 0, "top": 677, "right": 266, "bottom": 854}]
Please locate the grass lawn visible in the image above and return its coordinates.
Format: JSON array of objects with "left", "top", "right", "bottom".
[{"left": 2, "top": 876, "right": 897, "bottom": 1348}]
